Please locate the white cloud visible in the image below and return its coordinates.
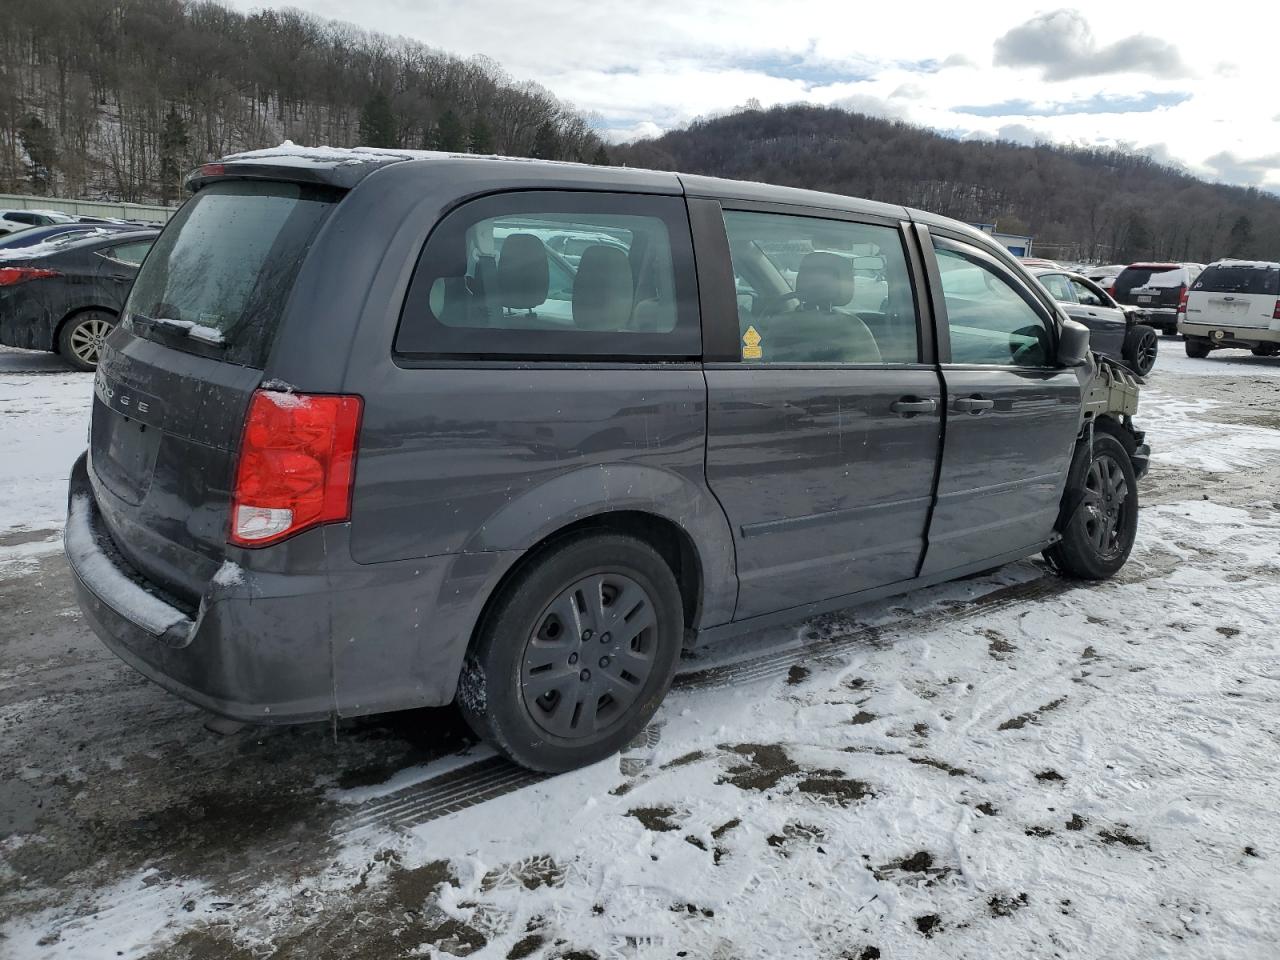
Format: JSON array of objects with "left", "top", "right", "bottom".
[{"left": 219, "top": 0, "right": 1278, "bottom": 188}]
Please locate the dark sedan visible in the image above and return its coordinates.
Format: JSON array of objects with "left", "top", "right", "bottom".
[
  {"left": 1032, "top": 268, "right": 1159, "bottom": 375},
  {"left": 0, "top": 223, "right": 137, "bottom": 250},
  {"left": 0, "top": 228, "right": 157, "bottom": 370}
]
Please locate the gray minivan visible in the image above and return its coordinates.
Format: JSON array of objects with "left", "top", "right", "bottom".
[{"left": 66, "top": 148, "right": 1149, "bottom": 772}]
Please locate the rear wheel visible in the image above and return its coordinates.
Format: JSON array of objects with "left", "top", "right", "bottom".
[
  {"left": 1252, "top": 344, "right": 1279, "bottom": 357},
  {"left": 1184, "top": 337, "right": 1211, "bottom": 359},
  {"left": 1122, "top": 324, "right": 1159, "bottom": 375},
  {"left": 1045, "top": 432, "right": 1138, "bottom": 580},
  {"left": 58, "top": 311, "right": 114, "bottom": 371},
  {"left": 457, "top": 533, "right": 683, "bottom": 772}
]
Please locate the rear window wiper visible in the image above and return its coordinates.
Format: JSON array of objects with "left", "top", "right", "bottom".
[{"left": 130, "top": 313, "right": 226, "bottom": 346}]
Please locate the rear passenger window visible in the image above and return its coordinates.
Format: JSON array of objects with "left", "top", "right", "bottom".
[
  {"left": 397, "top": 192, "right": 700, "bottom": 359},
  {"left": 934, "top": 243, "right": 1053, "bottom": 367},
  {"left": 720, "top": 210, "right": 919, "bottom": 364}
]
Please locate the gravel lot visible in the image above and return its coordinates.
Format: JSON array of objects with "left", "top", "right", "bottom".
[{"left": 2, "top": 341, "right": 1279, "bottom": 959}]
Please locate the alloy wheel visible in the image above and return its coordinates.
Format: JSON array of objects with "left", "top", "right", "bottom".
[{"left": 68, "top": 316, "right": 112, "bottom": 366}]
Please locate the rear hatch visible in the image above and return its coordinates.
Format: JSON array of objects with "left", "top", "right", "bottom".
[
  {"left": 88, "top": 179, "right": 339, "bottom": 604},
  {"left": 1114, "top": 265, "right": 1183, "bottom": 309},
  {"left": 1186, "top": 261, "right": 1280, "bottom": 330}
]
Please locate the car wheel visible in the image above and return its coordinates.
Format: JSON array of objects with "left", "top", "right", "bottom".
[
  {"left": 457, "top": 533, "right": 684, "bottom": 773},
  {"left": 1123, "top": 324, "right": 1159, "bottom": 376},
  {"left": 1044, "top": 431, "right": 1138, "bottom": 581},
  {"left": 1184, "top": 337, "right": 1211, "bottom": 359},
  {"left": 58, "top": 311, "right": 115, "bottom": 371},
  {"left": 1251, "top": 344, "right": 1279, "bottom": 357}
]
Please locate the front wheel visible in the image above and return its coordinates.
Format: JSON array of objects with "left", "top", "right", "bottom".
[
  {"left": 1045, "top": 431, "right": 1138, "bottom": 580},
  {"left": 1184, "top": 337, "right": 1211, "bottom": 359},
  {"left": 58, "top": 310, "right": 115, "bottom": 371},
  {"left": 1123, "top": 324, "right": 1159, "bottom": 376},
  {"left": 457, "top": 533, "right": 684, "bottom": 773}
]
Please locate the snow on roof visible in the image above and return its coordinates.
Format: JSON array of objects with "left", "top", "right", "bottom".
[
  {"left": 221, "top": 141, "right": 612, "bottom": 172},
  {"left": 1208, "top": 258, "right": 1280, "bottom": 269},
  {"left": 0, "top": 227, "right": 154, "bottom": 261}
]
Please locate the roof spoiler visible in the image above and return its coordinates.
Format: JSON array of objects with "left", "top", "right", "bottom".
[{"left": 183, "top": 153, "right": 408, "bottom": 194}]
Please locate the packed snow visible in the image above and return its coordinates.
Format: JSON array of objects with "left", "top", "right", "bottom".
[{"left": 2, "top": 342, "right": 1280, "bottom": 959}]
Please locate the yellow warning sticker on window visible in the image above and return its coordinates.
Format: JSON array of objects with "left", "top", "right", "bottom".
[{"left": 742, "top": 325, "right": 762, "bottom": 360}]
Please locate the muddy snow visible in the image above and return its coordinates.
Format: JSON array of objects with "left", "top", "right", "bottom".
[{"left": 2, "top": 342, "right": 1279, "bottom": 959}]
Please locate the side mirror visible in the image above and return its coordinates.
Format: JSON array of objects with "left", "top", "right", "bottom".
[{"left": 1058, "top": 319, "right": 1091, "bottom": 367}]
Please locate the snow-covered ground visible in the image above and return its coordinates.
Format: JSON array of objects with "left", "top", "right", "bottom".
[{"left": 2, "top": 342, "right": 1280, "bottom": 959}]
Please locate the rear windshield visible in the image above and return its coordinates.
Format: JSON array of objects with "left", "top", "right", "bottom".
[
  {"left": 1115, "top": 266, "right": 1182, "bottom": 298},
  {"left": 124, "top": 181, "right": 337, "bottom": 368},
  {"left": 1192, "top": 263, "right": 1280, "bottom": 296}
]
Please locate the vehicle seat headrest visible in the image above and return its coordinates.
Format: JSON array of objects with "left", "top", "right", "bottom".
[
  {"left": 795, "top": 252, "right": 854, "bottom": 309},
  {"left": 497, "top": 233, "right": 549, "bottom": 310},
  {"left": 573, "top": 245, "right": 633, "bottom": 330}
]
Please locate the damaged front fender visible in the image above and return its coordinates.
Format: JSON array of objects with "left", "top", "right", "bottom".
[{"left": 1081, "top": 355, "right": 1150, "bottom": 480}]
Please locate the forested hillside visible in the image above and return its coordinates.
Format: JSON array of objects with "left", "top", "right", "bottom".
[
  {"left": 0, "top": 0, "right": 607, "bottom": 204},
  {"left": 617, "top": 105, "right": 1280, "bottom": 263}
]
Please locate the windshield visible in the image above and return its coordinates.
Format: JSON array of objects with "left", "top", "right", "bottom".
[
  {"left": 124, "top": 180, "right": 337, "bottom": 367},
  {"left": 1193, "top": 263, "right": 1280, "bottom": 296}
]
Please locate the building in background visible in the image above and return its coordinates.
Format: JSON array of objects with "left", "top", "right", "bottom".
[{"left": 969, "top": 222, "right": 1034, "bottom": 258}]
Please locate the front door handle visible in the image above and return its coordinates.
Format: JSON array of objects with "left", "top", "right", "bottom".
[
  {"left": 954, "top": 395, "right": 995, "bottom": 414},
  {"left": 890, "top": 397, "right": 938, "bottom": 417}
]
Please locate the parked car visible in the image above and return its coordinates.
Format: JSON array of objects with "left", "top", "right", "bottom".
[
  {"left": 1019, "top": 256, "right": 1062, "bottom": 270},
  {"left": 0, "top": 207, "right": 77, "bottom": 228},
  {"left": 0, "top": 228, "right": 157, "bottom": 370},
  {"left": 66, "top": 150, "right": 1149, "bottom": 773},
  {"left": 1032, "top": 268, "right": 1159, "bottom": 374},
  {"left": 1179, "top": 259, "right": 1280, "bottom": 358},
  {"left": 0, "top": 216, "right": 30, "bottom": 236},
  {"left": 1111, "top": 262, "right": 1204, "bottom": 334},
  {"left": 0, "top": 223, "right": 134, "bottom": 250}
]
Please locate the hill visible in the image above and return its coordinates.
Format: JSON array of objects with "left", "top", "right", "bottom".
[
  {"left": 615, "top": 104, "right": 1280, "bottom": 263},
  {"left": 0, "top": 0, "right": 607, "bottom": 204}
]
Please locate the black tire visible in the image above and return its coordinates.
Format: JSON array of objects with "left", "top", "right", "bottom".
[
  {"left": 1044, "top": 431, "right": 1138, "bottom": 580},
  {"left": 457, "top": 533, "right": 683, "bottom": 773},
  {"left": 57, "top": 310, "right": 115, "bottom": 371},
  {"left": 1252, "top": 344, "right": 1279, "bottom": 357},
  {"left": 1122, "top": 324, "right": 1159, "bottom": 375},
  {"left": 1184, "top": 337, "right": 1211, "bottom": 359}
]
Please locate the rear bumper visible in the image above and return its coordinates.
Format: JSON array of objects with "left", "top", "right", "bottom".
[
  {"left": 1177, "top": 320, "right": 1280, "bottom": 347},
  {"left": 66, "top": 452, "right": 515, "bottom": 723}
]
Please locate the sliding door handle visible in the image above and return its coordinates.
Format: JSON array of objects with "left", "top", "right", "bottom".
[
  {"left": 890, "top": 397, "right": 938, "bottom": 417},
  {"left": 954, "top": 395, "right": 995, "bottom": 414}
]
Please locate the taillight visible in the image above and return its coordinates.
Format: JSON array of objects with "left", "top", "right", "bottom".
[
  {"left": 1177, "top": 285, "right": 1189, "bottom": 316},
  {"left": 1106, "top": 285, "right": 1116, "bottom": 298},
  {"left": 0, "top": 267, "right": 60, "bottom": 286},
  {"left": 200, "top": 163, "right": 226, "bottom": 177},
  {"left": 229, "top": 390, "right": 363, "bottom": 548},
  {"left": 1273, "top": 300, "right": 1280, "bottom": 320}
]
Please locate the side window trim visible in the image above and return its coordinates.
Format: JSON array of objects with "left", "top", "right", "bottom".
[{"left": 922, "top": 230, "right": 1061, "bottom": 367}]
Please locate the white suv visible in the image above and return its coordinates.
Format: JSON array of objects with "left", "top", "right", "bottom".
[{"left": 1179, "top": 260, "right": 1280, "bottom": 358}]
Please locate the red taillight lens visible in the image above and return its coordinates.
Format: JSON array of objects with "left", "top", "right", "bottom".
[
  {"left": 1106, "top": 285, "right": 1116, "bottom": 298},
  {"left": 229, "top": 390, "right": 363, "bottom": 548},
  {"left": 1273, "top": 300, "right": 1280, "bottom": 320},
  {"left": 1178, "top": 285, "right": 1189, "bottom": 315},
  {"left": 200, "top": 163, "right": 226, "bottom": 177},
  {"left": 0, "top": 267, "right": 60, "bottom": 286}
]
